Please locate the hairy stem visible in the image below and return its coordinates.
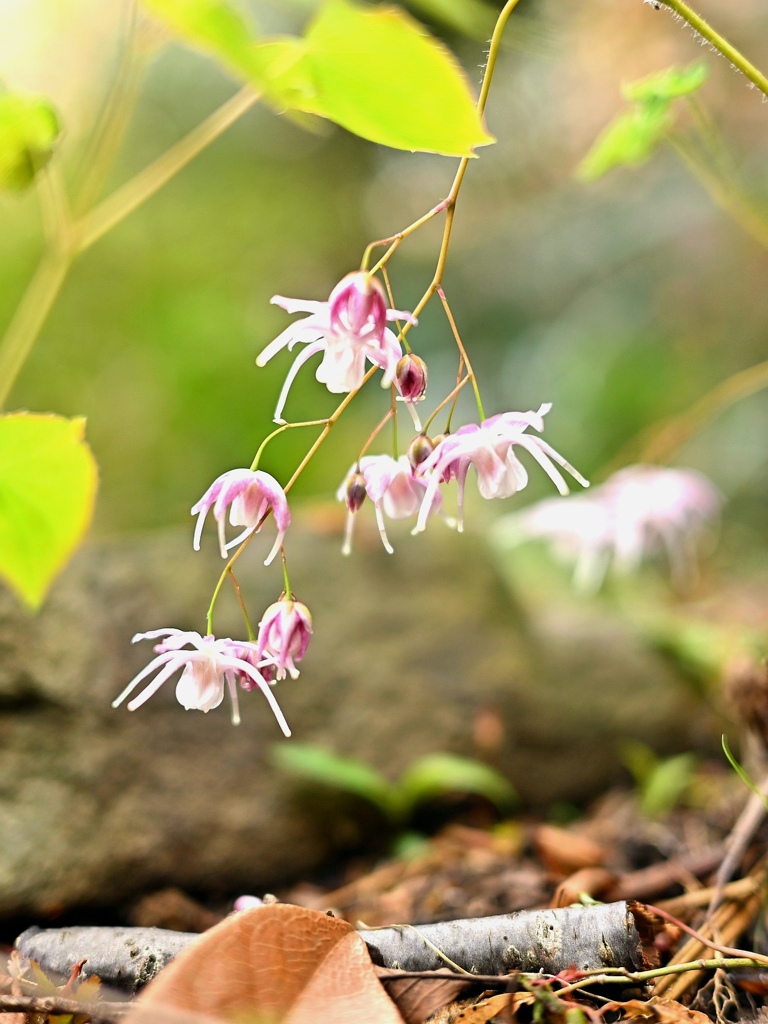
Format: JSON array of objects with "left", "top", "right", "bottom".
[{"left": 657, "top": 0, "right": 768, "bottom": 98}]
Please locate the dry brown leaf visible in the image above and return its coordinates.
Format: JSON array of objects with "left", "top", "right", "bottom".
[
  {"left": 615, "top": 997, "right": 712, "bottom": 1024},
  {"left": 452, "top": 991, "right": 533, "bottom": 1023},
  {"left": 124, "top": 904, "right": 406, "bottom": 1024},
  {"left": 375, "top": 968, "right": 469, "bottom": 1024},
  {"left": 533, "top": 825, "right": 608, "bottom": 876}
]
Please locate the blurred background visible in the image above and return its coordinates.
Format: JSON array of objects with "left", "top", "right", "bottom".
[{"left": 0, "top": 0, "right": 767, "bottom": 559}]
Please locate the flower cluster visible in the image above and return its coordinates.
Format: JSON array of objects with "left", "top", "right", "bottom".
[
  {"left": 494, "top": 464, "right": 721, "bottom": 590},
  {"left": 339, "top": 404, "right": 589, "bottom": 554},
  {"left": 115, "top": 269, "right": 713, "bottom": 737}
]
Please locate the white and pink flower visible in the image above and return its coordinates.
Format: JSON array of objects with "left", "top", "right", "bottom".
[
  {"left": 256, "top": 597, "right": 313, "bottom": 680},
  {"left": 413, "top": 404, "right": 588, "bottom": 534},
  {"left": 112, "top": 629, "right": 291, "bottom": 733},
  {"left": 339, "top": 453, "right": 442, "bottom": 555},
  {"left": 256, "top": 272, "right": 415, "bottom": 422},
  {"left": 496, "top": 464, "right": 722, "bottom": 590},
  {"left": 191, "top": 468, "right": 290, "bottom": 565}
]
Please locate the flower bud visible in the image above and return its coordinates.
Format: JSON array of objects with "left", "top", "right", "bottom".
[
  {"left": 396, "top": 353, "right": 428, "bottom": 402},
  {"left": 407, "top": 433, "right": 436, "bottom": 470},
  {"left": 256, "top": 597, "right": 313, "bottom": 681},
  {"left": 344, "top": 471, "right": 367, "bottom": 512},
  {"left": 329, "top": 272, "right": 387, "bottom": 338}
]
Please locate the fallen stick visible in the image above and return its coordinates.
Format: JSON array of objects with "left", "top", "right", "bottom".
[{"left": 16, "top": 900, "right": 660, "bottom": 992}]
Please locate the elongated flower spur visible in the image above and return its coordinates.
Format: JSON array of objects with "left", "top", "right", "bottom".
[
  {"left": 191, "top": 468, "right": 290, "bottom": 564},
  {"left": 495, "top": 464, "right": 721, "bottom": 591},
  {"left": 112, "top": 629, "right": 291, "bottom": 733},
  {"left": 256, "top": 272, "right": 415, "bottom": 422},
  {"left": 414, "top": 404, "right": 589, "bottom": 534}
]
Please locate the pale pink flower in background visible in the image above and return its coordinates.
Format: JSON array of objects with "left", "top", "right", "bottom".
[
  {"left": 112, "top": 629, "right": 291, "bottom": 733},
  {"left": 495, "top": 464, "right": 722, "bottom": 590},
  {"left": 256, "top": 272, "right": 415, "bottom": 422},
  {"left": 256, "top": 598, "right": 313, "bottom": 680},
  {"left": 413, "top": 404, "right": 588, "bottom": 534},
  {"left": 191, "top": 468, "right": 290, "bottom": 565},
  {"left": 338, "top": 453, "right": 442, "bottom": 555}
]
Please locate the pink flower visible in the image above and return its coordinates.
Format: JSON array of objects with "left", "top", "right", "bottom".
[
  {"left": 256, "top": 272, "right": 415, "bottom": 422},
  {"left": 256, "top": 598, "right": 313, "bottom": 680},
  {"left": 191, "top": 469, "right": 290, "bottom": 565},
  {"left": 111, "top": 629, "right": 291, "bottom": 733},
  {"left": 338, "top": 454, "right": 442, "bottom": 555},
  {"left": 497, "top": 465, "right": 721, "bottom": 590},
  {"left": 414, "top": 404, "right": 589, "bottom": 534}
]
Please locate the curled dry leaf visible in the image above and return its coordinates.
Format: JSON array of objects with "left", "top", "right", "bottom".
[
  {"left": 124, "top": 904, "right": 406, "bottom": 1024},
  {"left": 614, "top": 997, "right": 712, "bottom": 1024}
]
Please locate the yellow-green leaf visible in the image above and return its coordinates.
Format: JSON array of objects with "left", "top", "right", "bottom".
[
  {"left": 296, "top": 0, "right": 494, "bottom": 155},
  {"left": 577, "top": 104, "right": 672, "bottom": 182},
  {"left": 140, "top": 0, "right": 260, "bottom": 80},
  {"left": 0, "top": 92, "right": 60, "bottom": 191},
  {"left": 0, "top": 414, "right": 98, "bottom": 609},
  {"left": 623, "top": 61, "right": 709, "bottom": 105}
]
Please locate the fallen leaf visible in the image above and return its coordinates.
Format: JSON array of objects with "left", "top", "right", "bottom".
[
  {"left": 613, "top": 997, "right": 712, "bottom": 1024},
  {"left": 376, "top": 967, "right": 469, "bottom": 1024},
  {"left": 125, "top": 904, "right": 406, "bottom": 1024}
]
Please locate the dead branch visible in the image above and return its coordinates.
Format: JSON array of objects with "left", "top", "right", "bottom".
[
  {"left": 359, "top": 900, "right": 660, "bottom": 976},
  {"left": 16, "top": 902, "right": 660, "bottom": 992}
]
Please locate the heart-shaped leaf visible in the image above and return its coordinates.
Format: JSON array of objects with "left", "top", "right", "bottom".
[
  {"left": 297, "top": 0, "right": 494, "bottom": 155},
  {"left": 0, "top": 414, "right": 98, "bottom": 609}
]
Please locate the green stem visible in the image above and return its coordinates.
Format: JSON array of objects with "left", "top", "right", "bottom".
[
  {"left": 206, "top": 373, "right": 375, "bottom": 633},
  {"left": 658, "top": 0, "right": 768, "bottom": 98},
  {"left": 437, "top": 286, "right": 485, "bottom": 420},
  {"left": 422, "top": 375, "right": 471, "bottom": 434},
  {"left": 75, "top": 86, "right": 260, "bottom": 252},
  {"left": 281, "top": 548, "right": 293, "bottom": 600},
  {"left": 73, "top": 0, "right": 145, "bottom": 217},
  {"left": 250, "top": 418, "right": 329, "bottom": 471},
  {"left": 669, "top": 135, "right": 768, "bottom": 251},
  {"left": 0, "top": 250, "right": 72, "bottom": 410},
  {"left": 229, "top": 569, "right": 256, "bottom": 640}
]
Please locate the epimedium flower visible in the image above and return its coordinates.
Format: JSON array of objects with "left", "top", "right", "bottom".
[
  {"left": 413, "top": 403, "right": 589, "bottom": 534},
  {"left": 256, "top": 596, "right": 313, "bottom": 681},
  {"left": 494, "top": 464, "right": 722, "bottom": 591},
  {"left": 339, "top": 453, "right": 442, "bottom": 555},
  {"left": 191, "top": 468, "right": 290, "bottom": 565},
  {"left": 256, "top": 272, "right": 416, "bottom": 423},
  {"left": 111, "top": 629, "right": 291, "bottom": 734}
]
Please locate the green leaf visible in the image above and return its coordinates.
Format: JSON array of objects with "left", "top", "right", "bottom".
[
  {"left": 296, "top": 0, "right": 494, "bottom": 155},
  {"left": 271, "top": 743, "right": 401, "bottom": 820},
  {"left": 396, "top": 753, "right": 517, "bottom": 818},
  {"left": 140, "top": 0, "right": 261, "bottom": 80},
  {"left": 639, "top": 752, "right": 698, "bottom": 818},
  {"left": 623, "top": 62, "right": 709, "bottom": 105},
  {"left": 0, "top": 414, "right": 98, "bottom": 609},
  {"left": 0, "top": 92, "right": 60, "bottom": 192},
  {"left": 577, "top": 104, "right": 672, "bottom": 182}
]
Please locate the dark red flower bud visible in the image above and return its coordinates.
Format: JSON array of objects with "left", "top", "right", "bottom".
[
  {"left": 395, "top": 353, "right": 428, "bottom": 402},
  {"left": 344, "top": 472, "right": 367, "bottom": 512},
  {"left": 407, "top": 434, "right": 436, "bottom": 470}
]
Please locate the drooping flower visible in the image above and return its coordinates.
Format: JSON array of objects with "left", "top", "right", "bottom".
[
  {"left": 112, "top": 629, "right": 291, "bottom": 733},
  {"left": 494, "top": 464, "right": 722, "bottom": 591},
  {"left": 413, "top": 404, "right": 588, "bottom": 534},
  {"left": 256, "top": 597, "right": 313, "bottom": 680},
  {"left": 256, "top": 272, "right": 416, "bottom": 422},
  {"left": 338, "top": 453, "right": 442, "bottom": 555},
  {"left": 191, "top": 468, "right": 290, "bottom": 565}
]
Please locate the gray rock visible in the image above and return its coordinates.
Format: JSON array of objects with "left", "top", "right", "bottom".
[{"left": 0, "top": 516, "right": 714, "bottom": 916}]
